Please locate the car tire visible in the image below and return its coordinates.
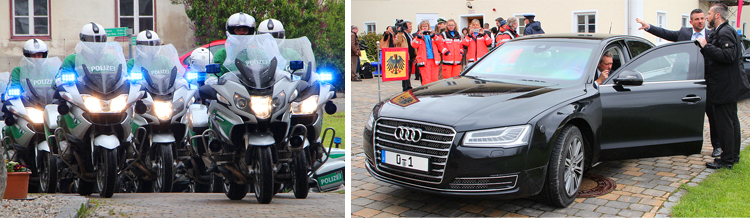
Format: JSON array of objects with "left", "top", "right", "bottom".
[{"left": 540, "top": 125, "right": 585, "bottom": 207}]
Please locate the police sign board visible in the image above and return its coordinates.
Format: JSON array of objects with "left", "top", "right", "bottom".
[{"left": 105, "top": 27, "right": 129, "bottom": 37}]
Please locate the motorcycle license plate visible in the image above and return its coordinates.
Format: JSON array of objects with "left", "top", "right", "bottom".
[{"left": 381, "top": 150, "right": 429, "bottom": 172}]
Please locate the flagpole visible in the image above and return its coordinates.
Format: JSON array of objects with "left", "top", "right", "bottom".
[{"left": 377, "top": 41, "right": 382, "bottom": 102}]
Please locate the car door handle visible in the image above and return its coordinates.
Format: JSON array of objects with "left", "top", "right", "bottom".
[{"left": 682, "top": 95, "right": 702, "bottom": 102}]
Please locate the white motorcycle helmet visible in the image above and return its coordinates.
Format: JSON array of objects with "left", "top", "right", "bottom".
[
  {"left": 23, "top": 39, "right": 48, "bottom": 58},
  {"left": 79, "top": 22, "right": 107, "bottom": 42},
  {"left": 225, "top": 12, "right": 256, "bottom": 35},
  {"left": 257, "top": 19, "right": 285, "bottom": 39},
  {"left": 135, "top": 30, "right": 160, "bottom": 46},
  {"left": 189, "top": 47, "right": 213, "bottom": 71}
]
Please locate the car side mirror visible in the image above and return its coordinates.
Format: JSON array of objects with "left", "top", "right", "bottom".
[
  {"left": 206, "top": 64, "right": 220, "bottom": 75},
  {"left": 613, "top": 70, "right": 644, "bottom": 86},
  {"left": 290, "top": 60, "right": 304, "bottom": 71}
]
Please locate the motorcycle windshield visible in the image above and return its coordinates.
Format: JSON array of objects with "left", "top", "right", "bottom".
[
  {"left": 18, "top": 57, "right": 61, "bottom": 104},
  {"left": 224, "top": 34, "right": 288, "bottom": 89},
  {"left": 74, "top": 42, "right": 127, "bottom": 95},
  {"left": 277, "top": 36, "right": 317, "bottom": 83},
  {"left": 133, "top": 44, "right": 184, "bottom": 95}
]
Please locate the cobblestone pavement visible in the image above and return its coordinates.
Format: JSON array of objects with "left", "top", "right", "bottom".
[
  {"left": 350, "top": 76, "right": 750, "bottom": 217},
  {"left": 89, "top": 192, "right": 344, "bottom": 217}
]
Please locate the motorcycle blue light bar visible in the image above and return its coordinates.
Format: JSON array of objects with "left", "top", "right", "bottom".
[
  {"left": 319, "top": 72, "right": 333, "bottom": 82},
  {"left": 189, "top": 84, "right": 198, "bottom": 90},
  {"left": 129, "top": 72, "right": 143, "bottom": 81},
  {"left": 61, "top": 73, "right": 76, "bottom": 83},
  {"left": 186, "top": 71, "right": 198, "bottom": 81},
  {"left": 6, "top": 88, "right": 21, "bottom": 98}
]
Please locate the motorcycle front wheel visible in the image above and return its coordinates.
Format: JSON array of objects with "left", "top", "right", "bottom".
[
  {"left": 153, "top": 144, "right": 174, "bottom": 193},
  {"left": 38, "top": 150, "right": 58, "bottom": 193},
  {"left": 253, "top": 146, "right": 274, "bottom": 204},
  {"left": 292, "top": 151, "right": 309, "bottom": 199},
  {"left": 96, "top": 148, "right": 118, "bottom": 198}
]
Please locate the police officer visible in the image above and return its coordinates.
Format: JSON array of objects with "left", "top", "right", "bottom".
[
  {"left": 58, "top": 22, "right": 108, "bottom": 79},
  {"left": 127, "top": 30, "right": 161, "bottom": 73},
  {"left": 209, "top": 12, "right": 256, "bottom": 85},
  {"left": 10, "top": 39, "right": 49, "bottom": 87}
]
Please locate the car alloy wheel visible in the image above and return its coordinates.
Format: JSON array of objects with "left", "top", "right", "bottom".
[
  {"left": 564, "top": 134, "right": 584, "bottom": 196},
  {"left": 539, "top": 125, "right": 585, "bottom": 207}
]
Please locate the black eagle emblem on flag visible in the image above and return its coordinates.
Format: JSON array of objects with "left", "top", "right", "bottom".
[{"left": 386, "top": 54, "right": 405, "bottom": 74}]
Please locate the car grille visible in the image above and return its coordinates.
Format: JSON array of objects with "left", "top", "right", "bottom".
[
  {"left": 373, "top": 118, "right": 456, "bottom": 186},
  {"left": 449, "top": 175, "right": 517, "bottom": 190}
]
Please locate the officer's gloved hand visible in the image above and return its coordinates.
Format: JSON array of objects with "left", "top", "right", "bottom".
[{"left": 205, "top": 77, "right": 218, "bottom": 86}]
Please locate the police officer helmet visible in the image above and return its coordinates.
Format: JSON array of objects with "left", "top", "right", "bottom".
[
  {"left": 23, "top": 39, "right": 48, "bottom": 58},
  {"left": 80, "top": 22, "right": 107, "bottom": 42}
]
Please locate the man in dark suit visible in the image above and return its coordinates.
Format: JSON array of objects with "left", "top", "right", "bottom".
[
  {"left": 637, "top": 9, "right": 724, "bottom": 158},
  {"left": 401, "top": 20, "right": 415, "bottom": 91},
  {"left": 696, "top": 3, "right": 750, "bottom": 169}
]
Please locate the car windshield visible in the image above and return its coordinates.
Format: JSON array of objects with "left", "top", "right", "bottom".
[{"left": 465, "top": 41, "right": 596, "bottom": 83}]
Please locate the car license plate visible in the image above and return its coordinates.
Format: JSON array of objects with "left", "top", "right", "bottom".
[{"left": 381, "top": 150, "right": 429, "bottom": 172}]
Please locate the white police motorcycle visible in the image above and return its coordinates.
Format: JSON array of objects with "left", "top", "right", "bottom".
[
  {"left": 52, "top": 42, "right": 143, "bottom": 198},
  {"left": 125, "top": 44, "right": 192, "bottom": 193},
  {"left": 188, "top": 34, "right": 304, "bottom": 204},
  {"left": 2, "top": 57, "right": 61, "bottom": 193}
]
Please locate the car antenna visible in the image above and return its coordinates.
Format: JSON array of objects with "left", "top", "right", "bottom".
[{"left": 609, "top": 22, "right": 613, "bottom": 34}]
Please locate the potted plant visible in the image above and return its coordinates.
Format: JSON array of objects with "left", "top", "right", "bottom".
[{"left": 4, "top": 159, "right": 31, "bottom": 199}]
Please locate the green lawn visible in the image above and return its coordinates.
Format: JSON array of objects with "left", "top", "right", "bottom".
[
  {"left": 321, "top": 111, "right": 345, "bottom": 149},
  {"left": 671, "top": 148, "right": 750, "bottom": 217}
]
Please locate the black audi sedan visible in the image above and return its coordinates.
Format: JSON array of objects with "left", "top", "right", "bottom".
[{"left": 363, "top": 33, "right": 708, "bottom": 207}]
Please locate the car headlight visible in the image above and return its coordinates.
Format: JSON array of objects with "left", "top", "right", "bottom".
[
  {"left": 291, "top": 95, "right": 319, "bottom": 115},
  {"left": 154, "top": 100, "right": 173, "bottom": 120},
  {"left": 462, "top": 124, "right": 531, "bottom": 148},
  {"left": 365, "top": 111, "right": 374, "bottom": 131},
  {"left": 81, "top": 94, "right": 129, "bottom": 113},
  {"left": 25, "top": 107, "right": 44, "bottom": 123},
  {"left": 250, "top": 96, "right": 272, "bottom": 119}
]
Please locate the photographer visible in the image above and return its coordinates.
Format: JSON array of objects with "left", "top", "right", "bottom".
[
  {"left": 462, "top": 19, "right": 492, "bottom": 66},
  {"left": 411, "top": 20, "right": 444, "bottom": 85}
]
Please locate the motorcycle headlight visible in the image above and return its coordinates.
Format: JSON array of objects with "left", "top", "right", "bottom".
[
  {"left": 25, "top": 107, "right": 44, "bottom": 123},
  {"left": 291, "top": 95, "right": 319, "bottom": 115},
  {"left": 154, "top": 100, "right": 173, "bottom": 120},
  {"left": 81, "top": 94, "right": 129, "bottom": 113},
  {"left": 462, "top": 125, "right": 532, "bottom": 148},
  {"left": 250, "top": 96, "right": 272, "bottom": 119},
  {"left": 234, "top": 94, "right": 249, "bottom": 109}
]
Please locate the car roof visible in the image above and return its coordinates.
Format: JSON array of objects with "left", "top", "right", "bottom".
[{"left": 515, "top": 33, "right": 642, "bottom": 41}]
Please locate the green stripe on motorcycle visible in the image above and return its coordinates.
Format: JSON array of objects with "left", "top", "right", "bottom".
[{"left": 63, "top": 114, "right": 80, "bottom": 129}]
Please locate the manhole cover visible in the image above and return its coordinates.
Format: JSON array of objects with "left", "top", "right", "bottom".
[{"left": 577, "top": 174, "right": 616, "bottom": 198}]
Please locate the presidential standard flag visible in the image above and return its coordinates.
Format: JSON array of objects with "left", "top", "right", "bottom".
[{"left": 381, "top": 47, "right": 409, "bottom": 82}]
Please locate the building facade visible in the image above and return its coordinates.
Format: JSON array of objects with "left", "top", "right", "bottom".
[
  {"left": 352, "top": 0, "right": 750, "bottom": 45},
  {"left": 0, "top": 0, "right": 195, "bottom": 72}
]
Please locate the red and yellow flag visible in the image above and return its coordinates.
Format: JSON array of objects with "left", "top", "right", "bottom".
[{"left": 381, "top": 47, "right": 409, "bottom": 82}]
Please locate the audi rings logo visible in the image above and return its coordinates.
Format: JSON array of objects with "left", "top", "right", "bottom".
[{"left": 394, "top": 126, "right": 422, "bottom": 142}]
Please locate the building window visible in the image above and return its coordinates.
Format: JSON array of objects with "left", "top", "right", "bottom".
[
  {"left": 365, "top": 22, "right": 376, "bottom": 34},
  {"left": 516, "top": 16, "right": 526, "bottom": 35},
  {"left": 682, "top": 15, "right": 689, "bottom": 28},
  {"left": 576, "top": 13, "right": 596, "bottom": 33},
  {"left": 12, "top": 0, "right": 50, "bottom": 37},
  {"left": 657, "top": 12, "right": 666, "bottom": 42},
  {"left": 118, "top": 0, "right": 155, "bottom": 33}
]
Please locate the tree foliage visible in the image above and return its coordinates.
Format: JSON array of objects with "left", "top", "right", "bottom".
[{"left": 171, "top": 0, "right": 345, "bottom": 91}]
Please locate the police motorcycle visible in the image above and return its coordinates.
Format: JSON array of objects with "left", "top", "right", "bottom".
[
  {"left": 2, "top": 57, "right": 61, "bottom": 193},
  {"left": 276, "top": 36, "right": 341, "bottom": 198},
  {"left": 124, "top": 44, "right": 190, "bottom": 193},
  {"left": 188, "top": 34, "right": 303, "bottom": 204},
  {"left": 51, "top": 41, "right": 143, "bottom": 198}
]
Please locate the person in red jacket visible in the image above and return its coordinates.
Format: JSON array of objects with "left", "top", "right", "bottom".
[
  {"left": 462, "top": 19, "right": 492, "bottom": 65},
  {"left": 411, "top": 20, "right": 444, "bottom": 85},
  {"left": 495, "top": 17, "right": 519, "bottom": 46},
  {"left": 439, "top": 19, "right": 463, "bottom": 78}
]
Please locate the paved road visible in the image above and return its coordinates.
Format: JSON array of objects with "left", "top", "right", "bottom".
[
  {"left": 350, "top": 75, "right": 750, "bottom": 217},
  {"left": 90, "top": 192, "right": 344, "bottom": 217}
]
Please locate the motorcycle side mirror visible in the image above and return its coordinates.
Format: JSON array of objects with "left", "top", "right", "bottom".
[
  {"left": 5, "top": 116, "right": 16, "bottom": 126},
  {"left": 290, "top": 61, "right": 304, "bottom": 71},
  {"left": 206, "top": 64, "right": 220, "bottom": 75},
  {"left": 57, "top": 102, "right": 69, "bottom": 115},
  {"left": 324, "top": 101, "right": 337, "bottom": 115}
]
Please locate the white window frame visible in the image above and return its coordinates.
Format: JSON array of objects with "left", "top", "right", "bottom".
[
  {"left": 514, "top": 13, "right": 535, "bottom": 36},
  {"left": 572, "top": 10, "right": 597, "bottom": 34},
  {"left": 743, "top": 22, "right": 747, "bottom": 36},
  {"left": 117, "top": 0, "right": 156, "bottom": 33},
  {"left": 656, "top": 11, "right": 667, "bottom": 43},
  {"left": 11, "top": 0, "right": 51, "bottom": 37},
  {"left": 364, "top": 21, "right": 376, "bottom": 34},
  {"left": 682, "top": 14, "right": 690, "bottom": 28}
]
